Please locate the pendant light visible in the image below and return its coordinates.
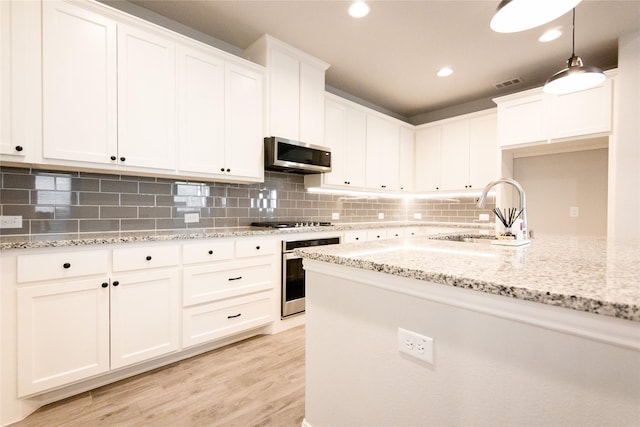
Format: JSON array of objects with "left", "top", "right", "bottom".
[
  {"left": 490, "top": 0, "right": 582, "bottom": 33},
  {"left": 543, "top": 8, "right": 606, "bottom": 95}
]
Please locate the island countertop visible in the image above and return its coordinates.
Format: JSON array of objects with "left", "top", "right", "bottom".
[{"left": 297, "top": 234, "right": 640, "bottom": 322}]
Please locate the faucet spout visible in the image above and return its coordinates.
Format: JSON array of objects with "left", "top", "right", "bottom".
[{"left": 477, "top": 178, "right": 528, "bottom": 239}]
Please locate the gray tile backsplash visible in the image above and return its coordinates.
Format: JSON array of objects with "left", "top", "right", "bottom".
[{"left": 0, "top": 167, "right": 495, "bottom": 236}]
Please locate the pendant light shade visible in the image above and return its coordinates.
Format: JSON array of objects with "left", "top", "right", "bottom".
[
  {"left": 490, "top": 0, "right": 582, "bottom": 33},
  {"left": 543, "top": 9, "right": 606, "bottom": 95}
]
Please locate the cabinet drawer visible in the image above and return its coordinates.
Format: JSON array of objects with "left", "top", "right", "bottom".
[
  {"left": 17, "top": 249, "right": 109, "bottom": 283},
  {"left": 112, "top": 244, "right": 180, "bottom": 272},
  {"left": 183, "top": 260, "right": 273, "bottom": 306},
  {"left": 236, "top": 238, "right": 276, "bottom": 258},
  {"left": 182, "top": 291, "right": 273, "bottom": 348},
  {"left": 182, "top": 240, "right": 235, "bottom": 264},
  {"left": 343, "top": 231, "right": 367, "bottom": 244},
  {"left": 367, "top": 229, "right": 388, "bottom": 241}
]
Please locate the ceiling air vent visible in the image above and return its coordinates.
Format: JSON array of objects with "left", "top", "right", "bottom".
[{"left": 494, "top": 77, "right": 522, "bottom": 89}]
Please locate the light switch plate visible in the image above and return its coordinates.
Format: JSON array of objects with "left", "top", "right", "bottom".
[{"left": 184, "top": 213, "right": 200, "bottom": 223}]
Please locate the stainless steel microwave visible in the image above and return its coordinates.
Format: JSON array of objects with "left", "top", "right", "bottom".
[{"left": 264, "top": 136, "right": 331, "bottom": 174}]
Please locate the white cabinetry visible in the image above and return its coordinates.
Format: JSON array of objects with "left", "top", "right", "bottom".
[
  {"left": 41, "top": 0, "right": 117, "bottom": 166},
  {"left": 177, "top": 46, "right": 263, "bottom": 182},
  {"left": 399, "top": 126, "right": 415, "bottom": 192},
  {"left": 117, "top": 23, "right": 176, "bottom": 170},
  {"left": 415, "top": 110, "right": 497, "bottom": 193},
  {"left": 366, "top": 114, "right": 400, "bottom": 191},
  {"left": 182, "top": 237, "right": 276, "bottom": 348},
  {"left": 305, "top": 95, "right": 366, "bottom": 189},
  {"left": 16, "top": 249, "right": 111, "bottom": 396},
  {"left": 246, "top": 35, "right": 329, "bottom": 145},
  {"left": 495, "top": 78, "right": 613, "bottom": 147}
]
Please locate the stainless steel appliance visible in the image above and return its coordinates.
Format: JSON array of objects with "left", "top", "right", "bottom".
[
  {"left": 281, "top": 236, "right": 340, "bottom": 317},
  {"left": 264, "top": 136, "right": 331, "bottom": 174}
]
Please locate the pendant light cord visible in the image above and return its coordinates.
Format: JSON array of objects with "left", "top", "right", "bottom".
[{"left": 571, "top": 8, "right": 576, "bottom": 57}]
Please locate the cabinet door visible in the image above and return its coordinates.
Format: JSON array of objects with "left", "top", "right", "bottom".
[
  {"left": 177, "top": 45, "right": 225, "bottom": 174},
  {"left": 366, "top": 115, "right": 399, "bottom": 191},
  {"left": 345, "top": 106, "right": 367, "bottom": 188},
  {"left": 299, "top": 61, "right": 325, "bottom": 145},
  {"left": 269, "top": 47, "right": 299, "bottom": 140},
  {"left": 110, "top": 269, "right": 180, "bottom": 369},
  {"left": 399, "top": 127, "right": 415, "bottom": 192},
  {"left": 468, "top": 113, "right": 498, "bottom": 189},
  {"left": 17, "top": 278, "right": 110, "bottom": 396},
  {"left": 549, "top": 79, "right": 613, "bottom": 140},
  {"left": 118, "top": 24, "right": 176, "bottom": 170},
  {"left": 415, "top": 126, "right": 441, "bottom": 192},
  {"left": 0, "top": 0, "right": 15, "bottom": 158},
  {"left": 440, "top": 120, "right": 470, "bottom": 190},
  {"left": 225, "top": 63, "right": 264, "bottom": 181},
  {"left": 42, "top": 0, "right": 117, "bottom": 165},
  {"left": 498, "top": 93, "right": 548, "bottom": 147},
  {"left": 323, "top": 98, "right": 348, "bottom": 186}
]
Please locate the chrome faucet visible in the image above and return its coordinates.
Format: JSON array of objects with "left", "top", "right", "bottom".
[{"left": 477, "top": 178, "right": 528, "bottom": 239}]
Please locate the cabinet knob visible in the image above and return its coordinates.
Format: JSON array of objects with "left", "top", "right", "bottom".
[
  {"left": 381, "top": 185, "right": 386, "bottom": 188},
  {"left": 112, "top": 281, "right": 120, "bottom": 287},
  {"left": 110, "top": 155, "right": 117, "bottom": 161},
  {"left": 15, "top": 145, "right": 23, "bottom": 152},
  {"left": 220, "top": 168, "right": 225, "bottom": 172},
  {"left": 355, "top": 237, "right": 359, "bottom": 240},
  {"left": 63, "top": 262, "right": 71, "bottom": 269},
  {"left": 226, "top": 168, "right": 231, "bottom": 172},
  {"left": 208, "top": 250, "right": 213, "bottom": 255},
  {"left": 145, "top": 255, "right": 152, "bottom": 261},
  {"left": 101, "top": 282, "right": 109, "bottom": 288},
  {"left": 255, "top": 245, "right": 261, "bottom": 250},
  {"left": 227, "top": 313, "right": 242, "bottom": 319},
  {"left": 120, "top": 156, "right": 126, "bottom": 162},
  {"left": 435, "top": 187, "right": 439, "bottom": 190}
]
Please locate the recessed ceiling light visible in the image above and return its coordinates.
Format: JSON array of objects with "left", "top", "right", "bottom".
[
  {"left": 348, "top": 1, "right": 370, "bottom": 18},
  {"left": 437, "top": 67, "right": 453, "bottom": 77},
  {"left": 539, "top": 28, "right": 562, "bottom": 42}
]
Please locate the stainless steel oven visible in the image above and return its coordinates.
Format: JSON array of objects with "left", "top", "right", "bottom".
[{"left": 282, "top": 236, "right": 340, "bottom": 318}]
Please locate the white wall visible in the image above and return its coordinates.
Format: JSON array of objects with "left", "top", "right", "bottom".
[
  {"left": 609, "top": 32, "right": 640, "bottom": 240},
  {"left": 514, "top": 148, "right": 608, "bottom": 236}
]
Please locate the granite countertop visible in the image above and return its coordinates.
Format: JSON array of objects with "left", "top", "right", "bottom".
[
  {"left": 0, "top": 222, "right": 484, "bottom": 250},
  {"left": 297, "top": 234, "right": 640, "bottom": 322}
]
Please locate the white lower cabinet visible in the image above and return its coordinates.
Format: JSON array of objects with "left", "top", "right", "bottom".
[{"left": 17, "top": 277, "right": 111, "bottom": 396}]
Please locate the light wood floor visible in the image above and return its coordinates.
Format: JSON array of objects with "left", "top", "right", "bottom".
[{"left": 11, "top": 326, "right": 305, "bottom": 427}]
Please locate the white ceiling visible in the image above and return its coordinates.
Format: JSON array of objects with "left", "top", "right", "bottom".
[{"left": 122, "top": 0, "right": 640, "bottom": 124}]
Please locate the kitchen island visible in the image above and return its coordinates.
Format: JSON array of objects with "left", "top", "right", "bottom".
[{"left": 298, "top": 235, "right": 640, "bottom": 427}]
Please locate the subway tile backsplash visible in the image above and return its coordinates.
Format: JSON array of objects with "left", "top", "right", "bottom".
[{"left": 0, "top": 167, "right": 495, "bottom": 236}]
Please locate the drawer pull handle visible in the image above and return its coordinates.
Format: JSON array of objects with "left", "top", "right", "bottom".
[
  {"left": 63, "top": 262, "right": 71, "bottom": 269},
  {"left": 112, "top": 281, "right": 120, "bottom": 287},
  {"left": 101, "top": 282, "right": 109, "bottom": 288},
  {"left": 255, "top": 245, "right": 261, "bottom": 250},
  {"left": 227, "top": 313, "right": 242, "bottom": 319},
  {"left": 146, "top": 256, "right": 152, "bottom": 261},
  {"left": 228, "top": 276, "right": 242, "bottom": 281},
  {"left": 208, "top": 250, "right": 213, "bottom": 255}
]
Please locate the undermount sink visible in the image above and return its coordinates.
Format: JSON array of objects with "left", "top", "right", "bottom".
[{"left": 434, "top": 235, "right": 497, "bottom": 244}]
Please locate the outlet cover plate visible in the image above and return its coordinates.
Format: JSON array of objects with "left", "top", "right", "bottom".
[
  {"left": 0, "top": 216, "right": 22, "bottom": 229},
  {"left": 398, "top": 327, "right": 433, "bottom": 364},
  {"left": 184, "top": 213, "right": 200, "bottom": 223}
]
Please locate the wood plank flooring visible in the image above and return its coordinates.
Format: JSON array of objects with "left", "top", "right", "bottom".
[{"left": 11, "top": 326, "right": 305, "bottom": 427}]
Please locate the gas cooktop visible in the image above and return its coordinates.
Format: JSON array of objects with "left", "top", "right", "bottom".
[{"left": 251, "top": 221, "right": 332, "bottom": 229}]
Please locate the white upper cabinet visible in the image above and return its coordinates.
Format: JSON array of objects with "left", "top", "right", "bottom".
[
  {"left": 305, "top": 95, "right": 366, "bottom": 189},
  {"left": 42, "top": 0, "right": 117, "bottom": 165},
  {"left": 415, "top": 126, "right": 441, "bottom": 192},
  {"left": 366, "top": 114, "right": 400, "bottom": 191},
  {"left": 415, "top": 110, "right": 497, "bottom": 193},
  {"left": 399, "top": 126, "right": 415, "bottom": 192},
  {"left": 495, "top": 77, "right": 613, "bottom": 148},
  {"left": 224, "top": 63, "right": 263, "bottom": 181},
  {"left": 117, "top": 23, "right": 176, "bottom": 171},
  {"left": 176, "top": 46, "right": 263, "bottom": 182},
  {"left": 177, "top": 44, "right": 225, "bottom": 175},
  {"left": 246, "top": 35, "right": 329, "bottom": 146}
]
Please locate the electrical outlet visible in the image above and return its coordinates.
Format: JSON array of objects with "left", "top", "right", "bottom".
[
  {"left": 0, "top": 215, "right": 22, "bottom": 229},
  {"left": 184, "top": 213, "right": 200, "bottom": 223},
  {"left": 569, "top": 207, "right": 579, "bottom": 217},
  {"left": 479, "top": 213, "right": 490, "bottom": 221},
  {"left": 413, "top": 213, "right": 422, "bottom": 220},
  {"left": 378, "top": 213, "right": 384, "bottom": 220},
  {"left": 332, "top": 212, "right": 340, "bottom": 220},
  {"left": 398, "top": 328, "right": 433, "bottom": 364}
]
